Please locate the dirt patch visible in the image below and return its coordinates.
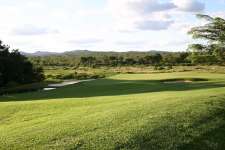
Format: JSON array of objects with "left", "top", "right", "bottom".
[
  {"left": 163, "top": 80, "right": 193, "bottom": 83},
  {"left": 161, "top": 78, "right": 208, "bottom": 84}
]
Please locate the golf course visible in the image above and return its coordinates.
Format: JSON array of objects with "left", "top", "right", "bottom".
[
  {"left": 1, "top": 0, "right": 225, "bottom": 149},
  {"left": 1, "top": 71, "right": 225, "bottom": 150}
]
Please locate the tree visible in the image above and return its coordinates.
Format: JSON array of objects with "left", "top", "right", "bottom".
[
  {"left": 0, "top": 40, "right": 44, "bottom": 88},
  {"left": 143, "top": 55, "right": 153, "bottom": 65},
  {"left": 80, "top": 56, "right": 97, "bottom": 67},
  {"left": 141, "top": 54, "right": 162, "bottom": 65},
  {"left": 109, "top": 56, "right": 119, "bottom": 66},
  {"left": 124, "top": 58, "right": 136, "bottom": 65},
  {"left": 188, "top": 14, "right": 225, "bottom": 64},
  {"left": 152, "top": 54, "right": 162, "bottom": 65}
]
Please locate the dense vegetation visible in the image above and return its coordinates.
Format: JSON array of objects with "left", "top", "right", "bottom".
[
  {"left": 0, "top": 41, "right": 44, "bottom": 89},
  {"left": 29, "top": 43, "right": 224, "bottom": 68},
  {"left": 29, "top": 51, "right": 191, "bottom": 68}
]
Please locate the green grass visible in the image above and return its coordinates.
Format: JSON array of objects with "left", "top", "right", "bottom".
[{"left": 0, "top": 72, "right": 225, "bottom": 149}]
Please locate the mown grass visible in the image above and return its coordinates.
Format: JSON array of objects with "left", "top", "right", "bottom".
[{"left": 0, "top": 72, "right": 225, "bottom": 150}]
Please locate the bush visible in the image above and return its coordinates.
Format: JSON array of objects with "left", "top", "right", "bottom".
[
  {"left": 74, "top": 73, "right": 89, "bottom": 80},
  {"left": 60, "top": 73, "right": 75, "bottom": 80},
  {"left": 49, "top": 71, "right": 106, "bottom": 81},
  {"left": 154, "top": 65, "right": 165, "bottom": 70},
  {"left": 167, "top": 65, "right": 173, "bottom": 70},
  {"left": 46, "top": 75, "right": 54, "bottom": 78}
]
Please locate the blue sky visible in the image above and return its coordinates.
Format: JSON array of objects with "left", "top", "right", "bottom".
[{"left": 0, "top": 0, "right": 224, "bottom": 52}]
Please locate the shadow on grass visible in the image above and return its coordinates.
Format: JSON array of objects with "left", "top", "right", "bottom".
[
  {"left": 115, "top": 97, "right": 225, "bottom": 150},
  {"left": 0, "top": 78, "right": 225, "bottom": 102}
]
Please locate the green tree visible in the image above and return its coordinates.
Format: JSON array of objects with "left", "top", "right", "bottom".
[
  {"left": 80, "top": 56, "right": 97, "bottom": 67},
  {"left": 0, "top": 40, "right": 44, "bottom": 88},
  {"left": 188, "top": 14, "right": 225, "bottom": 64}
]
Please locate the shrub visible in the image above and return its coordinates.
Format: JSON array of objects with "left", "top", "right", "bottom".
[
  {"left": 154, "top": 65, "right": 165, "bottom": 70},
  {"left": 60, "top": 73, "right": 74, "bottom": 80}
]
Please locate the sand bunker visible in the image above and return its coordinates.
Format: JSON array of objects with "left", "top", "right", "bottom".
[
  {"left": 161, "top": 78, "right": 208, "bottom": 84},
  {"left": 44, "top": 79, "right": 95, "bottom": 91},
  {"left": 163, "top": 80, "right": 193, "bottom": 83}
]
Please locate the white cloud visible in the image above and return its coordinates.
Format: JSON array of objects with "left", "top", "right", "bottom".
[
  {"left": 0, "top": 0, "right": 222, "bottom": 52},
  {"left": 128, "top": 0, "right": 176, "bottom": 14},
  {"left": 136, "top": 20, "right": 174, "bottom": 30},
  {"left": 116, "top": 40, "right": 146, "bottom": 45},
  {"left": 108, "top": 0, "right": 206, "bottom": 32},
  {"left": 68, "top": 38, "right": 103, "bottom": 45},
  {"left": 210, "top": 11, "right": 225, "bottom": 18},
  {"left": 12, "top": 24, "right": 59, "bottom": 36},
  {"left": 173, "top": 0, "right": 205, "bottom": 12},
  {"left": 108, "top": 0, "right": 176, "bottom": 31}
]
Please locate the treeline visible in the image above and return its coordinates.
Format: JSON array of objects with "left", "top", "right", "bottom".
[
  {"left": 0, "top": 41, "right": 44, "bottom": 88},
  {"left": 29, "top": 52, "right": 191, "bottom": 68},
  {"left": 29, "top": 49, "right": 224, "bottom": 68},
  {"left": 29, "top": 52, "right": 190, "bottom": 67},
  {"left": 29, "top": 55, "right": 79, "bottom": 67},
  {"left": 79, "top": 52, "right": 190, "bottom": 67}
]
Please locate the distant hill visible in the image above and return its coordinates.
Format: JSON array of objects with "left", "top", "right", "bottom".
[
  {"left": 21, "top": 51, "right": 61, "bottom": 56},
  {"left": 21, "top": 50, "right": 173, "bottom": 57}
]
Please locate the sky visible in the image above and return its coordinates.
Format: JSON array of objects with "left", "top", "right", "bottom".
[{"left": 0, "top": 0, "right": 224, "bottom": 52}]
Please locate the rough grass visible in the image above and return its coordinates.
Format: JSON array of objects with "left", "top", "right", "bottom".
[
  {"left": 44, "top": 66, "right": 225, "bottom": 80},
  {"left": 0, "top": 72, "right": 225, "bottom": 150}
]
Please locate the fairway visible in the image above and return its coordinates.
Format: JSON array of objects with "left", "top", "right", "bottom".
[{"left": 0, "top": 72, "right": 225, "bottom": 150}]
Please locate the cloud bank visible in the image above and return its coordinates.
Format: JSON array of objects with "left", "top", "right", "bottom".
[{"left": 0, "top": 0, "right": 223, "bottom": 52}]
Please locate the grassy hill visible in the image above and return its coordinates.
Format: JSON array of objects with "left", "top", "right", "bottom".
[{"left": 0, "top": 72, "right": 225, "bottom": 149}]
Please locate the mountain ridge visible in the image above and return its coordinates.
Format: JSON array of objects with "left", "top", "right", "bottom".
[{"left": 21, "top": 50, "right": 173, "bottom": 57}]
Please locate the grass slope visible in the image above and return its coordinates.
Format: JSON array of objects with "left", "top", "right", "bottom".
[{"left": 0, "top": 72, "right": 225, "bottom": 150}]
